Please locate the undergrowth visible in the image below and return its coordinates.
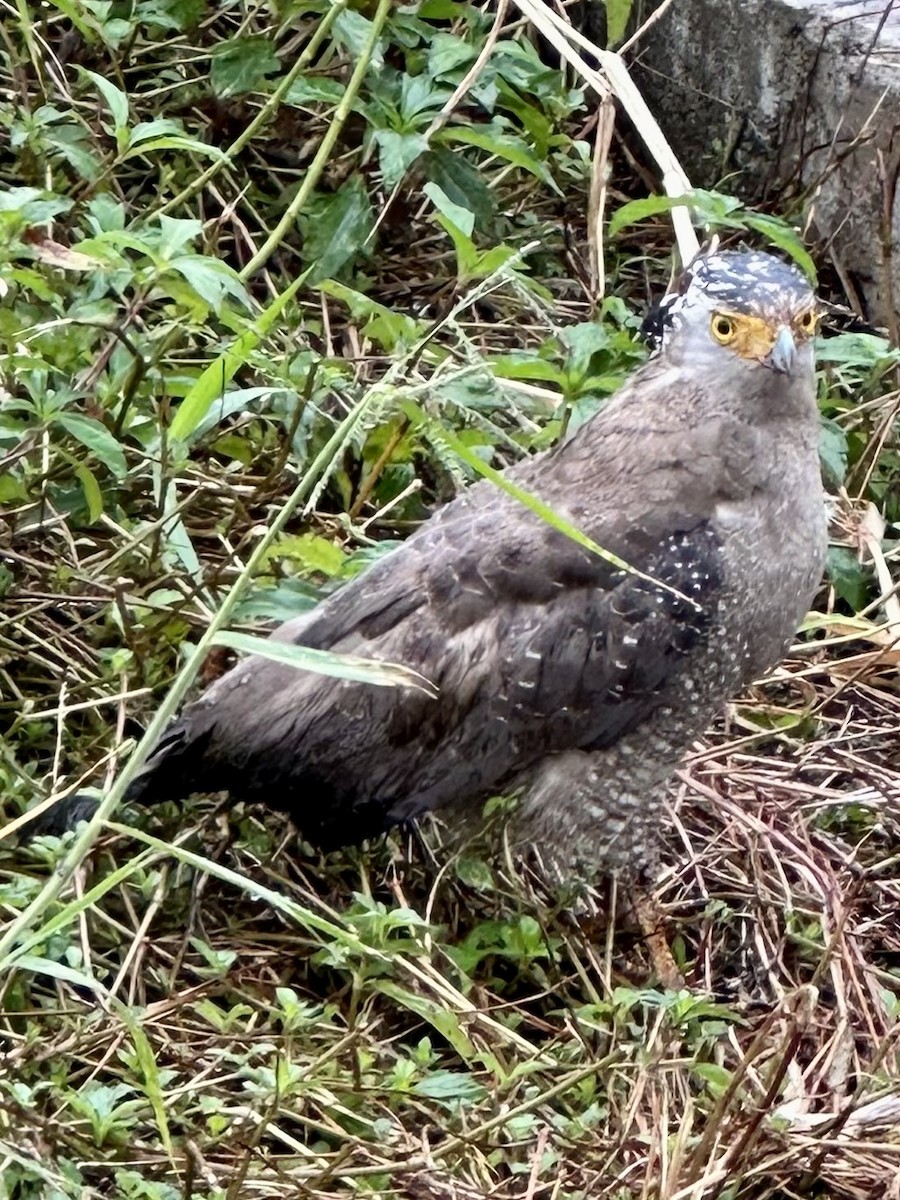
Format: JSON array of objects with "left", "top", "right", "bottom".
[{"left": 0, "top": 1, "right": 899, "bottom": 1198}]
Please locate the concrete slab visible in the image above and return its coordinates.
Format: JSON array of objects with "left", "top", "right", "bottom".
[{"left": 630, "top": 0, "right": 900, "bottom": 327}]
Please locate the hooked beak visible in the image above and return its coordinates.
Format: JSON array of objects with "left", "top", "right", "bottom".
[{"left": 767, "top": 325, "right": 796, "bottom": 374}]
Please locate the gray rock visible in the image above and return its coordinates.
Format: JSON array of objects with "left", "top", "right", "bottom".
[{"left": 631, "top": 0, "right": 900, "bottom": 326}]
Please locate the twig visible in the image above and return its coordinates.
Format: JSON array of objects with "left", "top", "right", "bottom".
[
  {"left": 425, "top": 0, "right": 509, "bottom": 139},
  {"left": 510, "top": 0, "right": 699, "bottom": 265},
  {"left": 239, "top": 0, "right": 392, "bottom": 280},
  {"left": 587, "top": 93, "right": 616, "bottom": 300},
  {"left": 155, "top": 0, "right": 350, "bottom": 218},
  {"left": 620, "top": 0, "right": 679, "bottom": 53}
]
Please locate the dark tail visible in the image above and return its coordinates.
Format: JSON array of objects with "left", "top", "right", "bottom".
[
  {"left": 30, "top": 790, "right": 101, "bottom": 836},
  {"left": 30, "top": 718, "right": 214, "bottom": 836}
]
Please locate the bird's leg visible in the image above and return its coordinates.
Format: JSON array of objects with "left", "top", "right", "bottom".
[
  {"left": 629, "top": 879, "right": 685, "bottom": 991},
  {"left": 509, "top": 749, "right": 686, "bottom": 987}
]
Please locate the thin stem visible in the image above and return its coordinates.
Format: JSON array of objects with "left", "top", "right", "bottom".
[
  {"left": 155, "top": 0, "right": 349, "bottom": 218},
  {"left": 239, "top": 0, "right": 392, "bottom": 281}
]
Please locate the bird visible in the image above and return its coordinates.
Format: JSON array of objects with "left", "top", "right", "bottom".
[{"left": 52, "top": 249, "right": 828, "bottom": 879}]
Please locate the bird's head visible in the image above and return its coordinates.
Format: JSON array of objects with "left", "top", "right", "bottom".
[{"left": 644, "top": 249, "right": 819, "bottom": 381}]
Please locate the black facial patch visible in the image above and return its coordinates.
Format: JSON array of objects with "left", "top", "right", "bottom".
[{"left": 640, "top": 291, "right": 679, "bottom": 352}]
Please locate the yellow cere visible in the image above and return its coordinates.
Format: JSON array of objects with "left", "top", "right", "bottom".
[{"left": 709, "top": 309, "right": 819, "bottom": 360}]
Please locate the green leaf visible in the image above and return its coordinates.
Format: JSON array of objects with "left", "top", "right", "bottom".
[
  {"left": 263, "top": 532, "right": 345, "bottom": 577},
  {"left": 155, "top": 214, "right": 202, "bottom": 259},
  {"left": 455, "top": 857, "right": 494, "bottom": 891},
  {"left": 100, "top": 18, "right": 135, "bottom": 48},
  {"left": 413, "top": 1071, "right": 486, "bottom": 1102},
  {"left": 687, "top": 189, "right": 744, "bottom": 225},
  {"left": 39, "top": 0, "right": 104, "bottom": 40},
  {"left": 0, "top": 475, "right": 25, "bottom": 504},
  {"left": 303, "top": 176, "right": 374, "bottom": 284},
  {"left": 284, "top": 76, "right": 346, "bottom": 107},
  {"left": 120, "top": 1014, "right": 174, "bottom": 1158},
  {"left": 431, "top": 212, "right": 477, "bottom": 277},
  {"left": 79, "top": 68, "right": 129, "bottom": 133},
  {"left": 160, "top": 480, "right": 205, "bottom": 587},
  {"left": 418, "top": 0, "right": 463, "bottom": 16},
  {"left": 121, "top": 135, "right": 225, "bottom": 163},
  {"left": 14, "top": 954, "right": 100, "bottom": 990},
  {"left": 318, "top": 280, "right": 424, "bottom": 351},
  {"left": 334, "top": 9, "right": 384, "bottom": 66},
  {"left": 491, "top": 39, "right": 557, "bottom": 93},
  {"left": 429, "top": 372, "right": 507, "bottom": 415},
  {"left": 438, "top": 125, "right": 558, "bottom": 191},
  {"left": 55, "top": 413, "right": 127, "bottom": 479},
  {"left": 422, "top": 184, "right": 512, "bottom": 284},
  {"left": 492, "top": 82, "right": 552, "bottom": 153},
  {"left": 399, "top": 72, "right": 446, "bottom": 122},
  {"left": 146, "top": 0, "right": 205, "bottom": 31},
  {"left": 232, "top": 583, "right": 319, "bottom": 624},
  {"left": 189, "top": 936, "right": 237, "bottom": 975},
  {"left": 608, "top": 193, "right": 691, "bottom": 238},
  {"left": 604, "top": 0, "right": 632, "bottom": 47},
  {"left": 212, "top": 631, "right": 439, "bottom": 694},
  {"left": 45, "top": 124, "right": 102, "bottom": 181},
  {"left": 166, "top": 255, "right": 250, "bottom": 311},
  {"left": 210, "top": 36, "right": 280, "bottom": 98},
  {"left": 827, "top": 546, "right": 870, "bottom": 611},
  {"left": 211, "top": 433, "right": 253, "bottom": 464},
  {"left": 691, "top": 1060, "right": 735, "bottom": 1094},
  {"left": 423, "top": 148, "right": 494, "bottom": 229},
  {"left": 423, "top": 181, "right": 475, "bottom": 236},
  {"left": 375, "top": 982, "right": 479, "bottom": 1061},
  {"left": 74, "top": 462, "right": 103, "bottom": 522},
  {"left": 373, "top": 130, "right": 429, "bottom": 189},
  {"left": 427, "top": 32, "right": 476, "bottom": 79},
  {"left": 0, "top": 186, "right": 73, "bottom": 224},
  {"left": 819, "top": 416, "right": 848, "bottom": 488},
  {"left": 816, "top": 332, "right": 900, "bottom": 369},
  {"left": 170, "top": 272, "right": 308, "bottom": 441},
  {"left": 128, "top": 118, "right": 188, "bottom": 143},
  {"left": 86, "top": 193, "right": 126, "bottom": 233},
  {"left": 191, "top": 385, "right": 293, "bottom": 441},
  {"left": 471, "top": 244, "right": 518, "bottom": 277},
  {"left": 490, "top": 353, "right": 563, "bottom": 385},
  {"left": 744, "top": 214, "right": 816, "bottom": 281}
]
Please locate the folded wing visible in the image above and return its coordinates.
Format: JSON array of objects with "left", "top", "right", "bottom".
[{"left": 126, "top": 479, "right": 725, "bottom": 848}]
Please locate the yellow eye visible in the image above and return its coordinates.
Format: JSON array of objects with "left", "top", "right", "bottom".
[
  {"left": 797, "top": 309, "right": 818, "bottom": 335},
  {"left": 711, "top": 314, "right": 736, "bottom": 343}
]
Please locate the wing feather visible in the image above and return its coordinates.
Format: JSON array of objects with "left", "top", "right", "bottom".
[
  {"left": 126, "top": 384, "right": 746, "bottom": 846},
  {"left": 127, "top": 484, "right": 725, "bottom": 848}
]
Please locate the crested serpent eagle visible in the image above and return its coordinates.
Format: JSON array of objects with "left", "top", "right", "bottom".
[{"left": 53, "top": 250, "right": 828, "bottom": 877}]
